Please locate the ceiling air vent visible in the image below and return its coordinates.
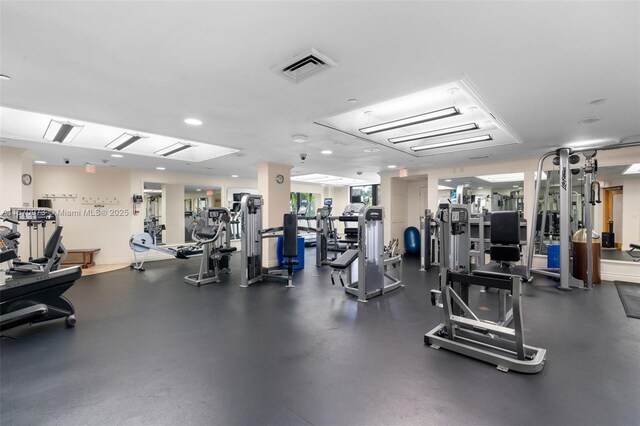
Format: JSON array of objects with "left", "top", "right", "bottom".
[{"left": 273, "top": 48, "right": 337, "bottom": 84}]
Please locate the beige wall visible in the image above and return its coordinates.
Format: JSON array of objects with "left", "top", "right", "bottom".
[{"left": 31, "top": 166, "right": 133, "bottom": 264}]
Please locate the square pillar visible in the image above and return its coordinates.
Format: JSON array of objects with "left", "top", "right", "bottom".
[{"left": 257, "top": 162, "right": 292, "bottom": 268}]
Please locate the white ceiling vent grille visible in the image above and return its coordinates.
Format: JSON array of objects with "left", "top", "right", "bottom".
[{"left": 273, "top": 48, "right": 337, "bottom": 84}]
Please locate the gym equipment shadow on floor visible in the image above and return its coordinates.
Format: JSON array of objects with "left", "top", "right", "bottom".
[{"left": 614, "top": 281, "right": 640, "bottom": 319}]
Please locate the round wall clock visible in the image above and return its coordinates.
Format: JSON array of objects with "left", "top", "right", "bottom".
[
  {"left": 275, "top": 174, "right": 285, "bottom": 184},
  {"left": 21, "top": 173, "right": 32, "bottom": 186}
]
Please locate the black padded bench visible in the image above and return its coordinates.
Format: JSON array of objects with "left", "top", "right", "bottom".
[
  {"left": 330, "top": 249, "right": 358, "bottom": 270},
  {"left": 628, "top": 244, "right": 640, "bottom": 262},
  {"left": 330, "top": 249, "right": 359, "bottom": 287}
]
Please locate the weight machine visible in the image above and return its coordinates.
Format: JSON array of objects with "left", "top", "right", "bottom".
[
  {"left": 316, "top": 198, "right": 340, "bottom": 266},
  {"left": 329, "top": 206, "right": 403, "bottom": 302},
  {"left": 527, "top": 148, "right": 600, "bottom": 290},
  {"left": 239, "top": 194, "right": 301, "bottom": 288},
  {"left": 184, "top": 207, "right": 237, "bottom": 286},
  {"left": 425, "top": 203, "right": 547, "bottom": 373}
]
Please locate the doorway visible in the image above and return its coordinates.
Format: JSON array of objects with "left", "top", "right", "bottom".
[{"left": 602, "top": 186, "right": 623, "bottom": 249}]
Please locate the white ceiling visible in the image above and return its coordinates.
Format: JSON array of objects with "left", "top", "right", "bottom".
[{"left": 1, "top": 1, "right": 638, "bottom": 181}]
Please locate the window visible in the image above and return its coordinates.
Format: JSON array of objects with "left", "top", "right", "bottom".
[
  {"left": 290, "top": 192, "right": 319, "bottom": 217},
  {"left": 350, "top": 184, "right": 380, "bottom": 206}
]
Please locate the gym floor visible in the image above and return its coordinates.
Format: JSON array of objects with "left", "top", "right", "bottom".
[{"left": 1, "top": 251, "right": 639, "bottom": 426}]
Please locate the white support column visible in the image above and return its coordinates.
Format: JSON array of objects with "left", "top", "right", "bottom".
[{"left": 257, "top": 162, "right": 292, "bottom": 268}]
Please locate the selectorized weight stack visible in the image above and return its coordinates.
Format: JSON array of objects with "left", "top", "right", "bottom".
[{"left": 329, "top": 206, "right": 403, "bottom": 302}]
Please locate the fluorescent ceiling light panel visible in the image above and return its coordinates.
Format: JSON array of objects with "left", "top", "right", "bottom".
[
  {"left": 476, "top": 172, "right": 524, "bottom": 183},
  {"left": 410, "top": 134, "right": 492, "bottom": 152},
  {"left": 155, "top": 142, "right": 192, "bottom": 157},
  {"left": 291, "top": 173, "right": 368, "bottom": 186},
  {"left": 143, "top": 189, "right": 163, "bottom": 194},
  {"left": 43, "top": 120, "right": 83, "bottom": 143},
  {"left": 359, "top": 107, "right": 460, "bottom": 135},
  {"left": 623, "top": 163, "right": 640, "bottom": 174},
  {"left": 389, "top": 123, "right": 479, "bottom": 144},
  {"left": 438, "top": 185, "right": 453, "bottom": 190},
  {"left": 107, "top": 133, "right": 148, "bottom": 151}
]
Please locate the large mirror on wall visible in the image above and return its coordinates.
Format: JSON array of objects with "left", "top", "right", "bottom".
[
  {"left": 437, "top": 174, "right": 524, "bottom": 216},
  {"left": 143, "top": 182, "right": 165, "bottom": 245},
  {"left": 534, "top": 164, "right": 639, "bottom": 261},
  {"left": 226, "top": 188, "right": 257, "bottom": 241},
  {"left": 184, "top": 185, "right": 221, "bottom": 243}
]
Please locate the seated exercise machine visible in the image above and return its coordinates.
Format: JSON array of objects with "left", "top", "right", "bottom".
[
  {"left": 329, "top": 206, "right": 403, "bottom": 302},
  {"left": 129, "top": 233, "right": 202, "bottom": 271},
  {"left": 425, "top": 203, "right": 546, "bottom": 373},
  {"left": 1, "top": 213, "right": 81, "bottom": 332},
  {"left": 240, "top": 194, "right": 301, "bottom": 288},
  {"left": 184, "top": 208, "right": 237, "bottom": 286},
  {"left": 315, "top": 198, "right": 340, "bottom": 266}
]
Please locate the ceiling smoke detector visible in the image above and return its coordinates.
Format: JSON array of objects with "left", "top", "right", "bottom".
[{"left": 273, "top": 48, "right": 337, "bottom": 84}]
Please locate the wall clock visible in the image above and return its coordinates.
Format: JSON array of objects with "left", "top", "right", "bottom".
[
  {"left": 275, "top": 174, "right": 284, "bottom": 184},
  {"left": 21, "top": 174, "right": 32, "bottom": 186}
]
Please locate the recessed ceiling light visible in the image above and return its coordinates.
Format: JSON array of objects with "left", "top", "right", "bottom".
[
  {"left": 34, "top": 160, "right": 47, "bottom": 164},
  {"left": 111, "top": 154, "right": 123, "bottom": 158},
  {"left": 0, "top": 74, "right": 11, "bottom": 80},
  {"left": 184, "top": 118, "right": 202, "bottom": 126},
  {"left": 321, "top": 150, "right": 333, "bottom": 155},
  {"left": 363, "top": 147, "right": 380, "bottom": 153},
  {"left": 477, "top": 187, "right": 484, "bottom": 189},
  {"left": 387, "top": 165, "right": 397, "bottom": 169},
  {"left": 156, "top": 167, "right": 165, "bottom": 170},
  {"left": 196, "top": 188, "right": 202, "bottom": 191},
  {"left": 291, "top": 134, "right": 308, "bottom": 143},
  {"left": 513, "top": 185, "right": 519, "bottom": 188},
  {"left": 231, "top": 174, "right": 239, "bottom": 178},
  {"left": 445, "top": 179, "right": 452, "bottom": 182}
]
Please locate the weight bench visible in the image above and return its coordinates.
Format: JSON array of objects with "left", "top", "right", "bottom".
[
  {"left": 329, "top": 249, "right": 359, "bottom": 287},
  {"left": 628, "top": 244, "right": 640, "bottom": 262}
]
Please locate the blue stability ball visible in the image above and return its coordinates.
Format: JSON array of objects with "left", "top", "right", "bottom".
[{"left": 404, "top": 226, "right": 420, "bottom": 254}]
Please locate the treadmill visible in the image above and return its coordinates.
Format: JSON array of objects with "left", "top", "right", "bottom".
[{"left": 1, "top": 213, "right": 81, "bottom": 332}]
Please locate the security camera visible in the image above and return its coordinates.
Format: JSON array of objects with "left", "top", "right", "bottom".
[
  {"left": 356, "top": 171, "right": 363, "bottom": 175},
  {"left": 64, "top": 158, "right": 70, "bottom": 164},
  {"left": 300, "top": 153, "right": 307, "bottom": 161}
]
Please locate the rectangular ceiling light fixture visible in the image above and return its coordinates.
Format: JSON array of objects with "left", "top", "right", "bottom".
[
  {"left": 389, "top": 122, "right": 479, "bottom": 144},
  {"left": 623, "top": 163, "right": 640, "bottom": 174},
  {"left": 43, "top": 119, "right": 84, "bottom": 143},
  {"left": 476, "top": 172, "right": 524, "bottom": 183},
  {"left": 107, "top": 133, "right": 148, "bottom": 151},
  {"left": 359, "top": 106, "right": 460, "bottom": 135},
  {"left": 155, "top": 142, "right": 192, "bottom": 157},
  {"left": 410, "top": 134, "right": 492, "bottom": 152}
]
